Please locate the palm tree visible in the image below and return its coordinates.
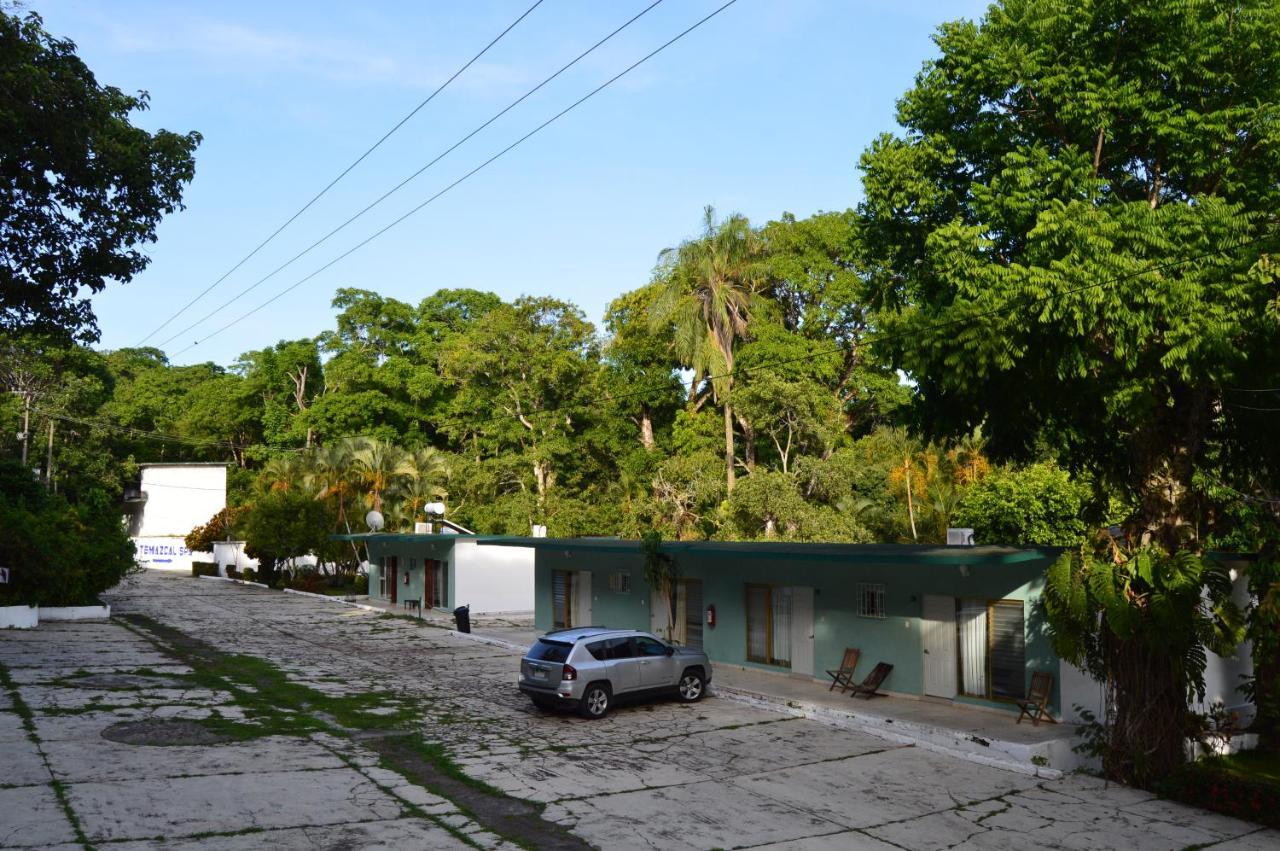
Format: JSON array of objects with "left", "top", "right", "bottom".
[
  {"left": 349, "top": 437, "right": 412, "bottom": 514},
  {"left": 303, "top": 442, "right": 358, "bottom": 532},
  {"left": 258, "top": 454, "right": 303, "bottom": 493},
  {"left": 396, "top": 446, "right": 450, "bottom": 525},
  {"left": 652, "top": 206, "right": 765, "bottom": 492}
]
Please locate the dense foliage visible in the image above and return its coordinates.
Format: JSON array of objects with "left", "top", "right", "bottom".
[
  {"left": 0, "top": 461, "right": 135, "bottom": 606},
  {"left": 0, "top": 10, "right": 200, "bottom": 343},
  {"left": 2, "top": 0, "right": 1278, "bottom": 785}
]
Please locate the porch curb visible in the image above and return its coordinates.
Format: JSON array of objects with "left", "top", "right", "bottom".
[
  {"left": 709, "top": 681, "right": 1069, "bottom": 780},
  {"left": 197, "top": 575, "right": 271, "bottom": 590},
  {"left": 282, "top": 587, "right": 384, "bottom": 613},
  {"left": 448, "top": 631, "right": 526, "bottom": 651}
]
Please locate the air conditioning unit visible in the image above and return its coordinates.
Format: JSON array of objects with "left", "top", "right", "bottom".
[
  {"left": 414, "top": 521, "right": 431, "bottom": 534},
  {"left": 946, "top": 528, "right": 975, "bottom": 546}
]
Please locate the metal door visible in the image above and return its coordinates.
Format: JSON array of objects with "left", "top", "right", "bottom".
[
  {"left": 922, "top": 594, "right": 957, "bottom": 698},
  {"left": 634, "top": 636, "right": 675, "bottom": 687},
  {"left": 789, "top": 586, "right": 815, "bottom": 677}
]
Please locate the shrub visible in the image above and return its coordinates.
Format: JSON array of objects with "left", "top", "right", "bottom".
[
  {"left": 0, "top": 461, "right": 136, "bottom": 606},
  {"left": 191, "top": 560, "right": 219, "bottom": 578},
  {"left": 1157, "top": 756, "right": 1280, "bottom": 828},
  {"left": 241, "top": 568, "right": 257, "bottom": 582},
  {"left": 353, "top": 574, "right": 368, "bottom": 595},
  {"left": 289, "top": 571, "right": 327, "bottom": 595}
]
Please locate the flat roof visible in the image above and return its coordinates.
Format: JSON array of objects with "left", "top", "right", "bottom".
[
  {"left": 331, "top": 533, "right": 512, "bottom": 543},
  {"left": 139, "top": 462, "right": 230, "bottom": 468},
  {"left": 477, "top": 536, "right": 1058, "bottom": 565}
]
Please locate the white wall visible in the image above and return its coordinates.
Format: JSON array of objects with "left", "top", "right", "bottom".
[
  {"left": 453, "top": 541, "right": 534, "bottom": 614},
  {"left": 134, "top": 536, "right": 200, "bottom": 572},
  {"left": 1197, "top": 564, "right": 1255, "bottom": 719},
  {"left": 1061, "top": 562, "right": 1257, "bottom": 725},
  {"left": 137, "top": 465, "right": 227, "bottom": 537}
]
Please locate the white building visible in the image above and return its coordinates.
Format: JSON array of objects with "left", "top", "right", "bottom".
[{"left": 125, "top": 463, "right": 227, "bottom": 572}]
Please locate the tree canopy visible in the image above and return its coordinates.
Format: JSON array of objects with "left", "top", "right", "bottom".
[{"left": 0, "top": 10, "right": 200, "bottom": 342}]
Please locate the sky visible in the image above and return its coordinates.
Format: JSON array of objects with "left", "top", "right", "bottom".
[{"left": 31, "top": 0, "right": 990, "bottom": 367}]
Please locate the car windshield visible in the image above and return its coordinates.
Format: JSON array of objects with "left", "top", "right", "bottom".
[{"left": 527, "top": 639, "right": 572, "bottom": 663}]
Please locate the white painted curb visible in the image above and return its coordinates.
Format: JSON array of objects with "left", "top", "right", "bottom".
[
  {"left": 197, "top": 575, "right": 270, "bottom": 589},
  {"left": 0, "top": 605, "right": 39, "bottom": 630},
  {"left": 283, "top": 588, "right": 382, "bottom": 612},
  {"left": 40, "top": 604, "right": 111, "bottom": 621}
]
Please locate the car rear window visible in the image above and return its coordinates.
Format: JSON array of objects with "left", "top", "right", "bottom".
[{"left": 528, "top": 639, "right": 572, "bottom": 663}]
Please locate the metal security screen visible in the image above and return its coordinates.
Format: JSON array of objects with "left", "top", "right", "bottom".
[
  {"left": 683, "top": 579, "right": 703, "bottom": 649},
  {"left": 989, "top": 601, "right": 1026, "bottom": 700},
  {"left": 552, "top": 570, "right": 571, "bottom": 629}
]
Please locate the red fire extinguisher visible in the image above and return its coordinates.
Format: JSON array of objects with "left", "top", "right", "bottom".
[{"left": 706, "top": 604, "right": 716, "bottom": 628}]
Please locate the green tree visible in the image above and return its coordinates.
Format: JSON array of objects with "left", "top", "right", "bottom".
[
  {"left": 858, "top": 0, "right": 1280, "bottom": 783},
  {"left": 240, "top": 490, "right": 333, "bottom": 586},
  {"left": 953, "top": 463, "right": 1091, "bottom": 546},
  {"left": 0, "top": 10, "right": 200, "bottom": 342},
  {"left": 0, "top": 460, "right": 136, "bottom": 606},
  {"left": 652, "top": 206, "right": 767, "bottom": 493}
]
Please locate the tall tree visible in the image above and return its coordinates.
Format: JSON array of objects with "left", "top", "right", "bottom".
[
  {"left": 0, "top": 10, "right": 200, "bottom": 342},
  {"left": 858, "top": 0, "right": 1280, "bottom": 784},
  {"left": 652, "top": 207, "right": 766, "bottom": 492}
]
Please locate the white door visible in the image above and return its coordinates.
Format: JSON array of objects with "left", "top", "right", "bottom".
[
  {"left": 922, "top": 595, "right": 957, "bottom": 698},
  {"left": 789, "top": 586, "right": 815, "bottom": 677},
  {"left": 574, "top": 571, "right": 592, "bottom": 627},
  {"left": 650, "top": 588, "right": 673, "bottom": 639}
]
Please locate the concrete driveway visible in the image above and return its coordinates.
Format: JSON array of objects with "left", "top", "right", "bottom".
[{"left": 0, "top": 570, "right": 1274, "bottom": 850}]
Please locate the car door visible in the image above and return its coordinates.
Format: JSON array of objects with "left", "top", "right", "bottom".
[
  {"left": 599, "top": 637, "right": 640, "bottom": 693},
  {"left": 634, "top": 635, "right": 675, "bottom": 688}
]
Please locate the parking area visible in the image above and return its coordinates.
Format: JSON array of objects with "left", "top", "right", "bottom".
[{"left": 0, "top": 570, "right": 1275, "bottom": 850}]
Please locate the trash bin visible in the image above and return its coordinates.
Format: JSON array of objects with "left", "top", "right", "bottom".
[{"left": 453, "top": 604, "right": 471, "bottom": 634}]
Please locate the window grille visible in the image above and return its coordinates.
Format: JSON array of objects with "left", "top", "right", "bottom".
[
  {"left": 857, "top": 583, "right": 885, "bottom": 619},
  {"left": 608, "top": 571, "right": 631, "bottom": 594}
]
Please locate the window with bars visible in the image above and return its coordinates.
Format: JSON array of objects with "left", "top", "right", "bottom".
[
  {"left": 608, "top": 571, "right": 631, "bottom": 594},
  {"left": 857, "top": 583, "right": 885, "bottom": 619}
]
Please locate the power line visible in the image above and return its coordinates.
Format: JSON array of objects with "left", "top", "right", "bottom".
[
  {"left": 135, "top": 0, "right": 548, "bottom": 346},
  {"left": 32, "top": 407, "right": 241, "bottom": 450},
  {"left": 156, "top": 0, "right": 667, "bottom": 350},
  {"left": 31, "top": 226, "right": 1279, "bottom": 460},
  {"left": 173, "top": 0, "right": 742, "bottom": 356}
]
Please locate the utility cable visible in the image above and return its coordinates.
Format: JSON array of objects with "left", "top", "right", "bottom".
[
  {"left": 156, "top": 0, "right": 666, "bottom": 350},
  {"left": 135, "top": 0, "right": 548, "bottom": 346},
  {"left": 173, "top": 0, "right": 741, "bottom": 356}
]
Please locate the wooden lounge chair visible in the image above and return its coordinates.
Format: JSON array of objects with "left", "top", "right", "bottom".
[
  {"left": 1016, "top": 672, "right": 1057, "bottom": 726},
  {"left": 825, "top": 647, "right": 862, "bottom": 693},
  {"left": 849, "top": 662, "right": 893, "bottom": 699}
]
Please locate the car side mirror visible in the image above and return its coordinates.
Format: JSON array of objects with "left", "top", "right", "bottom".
[{"left": 665, "top": 646, "right": 674, "bottom": 656}]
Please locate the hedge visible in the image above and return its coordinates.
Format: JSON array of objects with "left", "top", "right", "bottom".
[
  {"left": 191, "top": 561, "right": 219, "bottom": 578},
  {"left": 1158, "top": 759, "right": 1280, "bottom": 828}
]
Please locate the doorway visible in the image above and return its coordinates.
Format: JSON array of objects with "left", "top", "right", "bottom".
[
  {"left": 650, "top": 579, "right": 705, "bottom": 648},
  {"left": 922, "top": 594, "right": 957, "bottom": 698}
]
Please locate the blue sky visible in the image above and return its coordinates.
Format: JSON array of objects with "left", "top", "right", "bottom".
[{"left": 34, "top": 0, "right": 988, "bottom": 366}]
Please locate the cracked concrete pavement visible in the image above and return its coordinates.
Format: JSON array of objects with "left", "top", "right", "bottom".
[{"left": 0, "top": 569, "right": 1275, "bottom": 850}]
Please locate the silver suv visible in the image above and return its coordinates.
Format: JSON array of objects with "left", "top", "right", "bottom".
[{"left": 519, "top": 627, "right": 713, "bottom": 719}]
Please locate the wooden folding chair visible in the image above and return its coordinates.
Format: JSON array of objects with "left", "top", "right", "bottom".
[
  {"left": 825, "top": 648, "right": 862, "bottom": 693},
  {"left": 849, "top": 662, "right": 893, "bottom": 699},
  {"left": 1016, "top": 672, "right": 1057, "bottom": 725}
]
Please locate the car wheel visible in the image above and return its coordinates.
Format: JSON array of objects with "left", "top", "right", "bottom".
[
  {"left": 579, "top": 683, "right": 611, "bottom": 719},
  {"left": 677, "top": 669, "right": 706, "bottom": 703}
]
